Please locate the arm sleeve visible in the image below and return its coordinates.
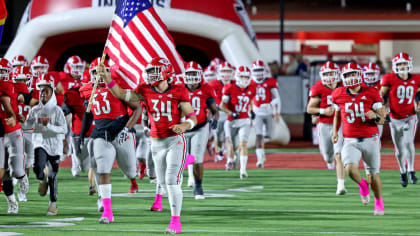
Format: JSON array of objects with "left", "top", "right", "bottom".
[
  {"left": 21, "top": 93, "right": 33, "bottom": 105},
  {"left": 42, "top": 108, "right": 67, "bottom": 135},
  {"left": 80, "top": 111, "right": 94, "bottom": 138},
  {"left": 270, "top": 88, "right": 281, "bottom": 113},
  {"left": 61, "top": 103, "right": 74, "bottom": 116},
  {"left": 206, "top": 97, "right": 215, "bottom": 107}
]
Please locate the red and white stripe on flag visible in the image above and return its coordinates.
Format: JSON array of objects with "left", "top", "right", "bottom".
[{"left": 105, "top": 0, "right": 185, "bottom": 89}]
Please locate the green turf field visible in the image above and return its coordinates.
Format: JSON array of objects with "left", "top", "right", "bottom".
[{"left": 0, "top": 168, "right": 419, "bottom": 235}]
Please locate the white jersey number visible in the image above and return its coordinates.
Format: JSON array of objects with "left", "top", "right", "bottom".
[
  {"left": 18, "top": 104, "right": 30, "bottom": 117},
  {"left": 255, "top": 87, "right": 266, "bottom": 101},
  {"left": 345, "top": 102, "right": 366, "bottom": 123},
  {"left": 326, "top": 95, "right": 333, "bottom": 105},
  {"left": 151, "top": 99, "right": 173, "bottom": 122},
  {"left": 235, "top": 96, "right": 250, "bottom": 113},
  {"left": 396, "top": 85, "right": 414, "bottom": 104},
  {"left": 93, "top": 92, "right": 111, "bottom": 116},
  {"left": 191, "top": 96, "right": 201, "bottom": 115}
]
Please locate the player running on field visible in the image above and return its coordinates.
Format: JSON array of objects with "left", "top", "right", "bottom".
[
  {"left": 307, "top": 61, "right": 346, "bottom": 195},
  {"left": 332, "top": 62, "right": 386, "bottom": 215}
]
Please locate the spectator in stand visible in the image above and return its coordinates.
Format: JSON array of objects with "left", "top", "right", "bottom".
[
  {"left": 285, "top": 54, "right": 298, "bottom": 75},
  {"left": 295, "top": 54, "right": 308, "bottom": 76},
  {"left": 375, "top": 60, "right": 386, "bottom": 75},
  {"left": 268, "top": 61, "right": 281, "bottom": 78}
]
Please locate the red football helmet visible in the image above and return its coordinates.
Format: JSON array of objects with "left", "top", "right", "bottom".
[
  {"left": 217, "top": 62, "right": 234, "bottom": 84},
  {"left": 319, "top": 61, "right": 340, "bottom": 84},
  {"left": 11, "top": 55, "right": 29, "bottom": 68},
  {"left": 89, "top": 57, "right": 110, "bottom": 86},
  {"left": 36, "top": 73, "right": 55, "bottom": 90},
  {"left": 203, "top": 65, "right": 217, "bottom": 82},
  {"left": 210, "top": 57, "right": 222, "bottom": 68},
  {"left": 363, "top": 62, "right": 381, "bottom": 84},
  {"left": 341, "top": 62, "right": 363, "bottom": 88},
  {"left": 251, "top": 60, "right": 266, "bottom": 83},
  {"left": 184, "top": 61, "right": 202, "bottom": 85},
  {"left": 0, "top": 58, "right": 11, "bottom": 81},
  {"left": 65, "top": 55, "right": 85, "bottom": 78},
  {"left": 392, "top": 52, "right": 412, "bottom": 74},
  {"left": 235, "top": 66, "right": 251, "bottom": 88},
  {"left": 31, "top": 56, "right": 49, "bottom": 77},
  {"left": 12, "top": 66, "right": 33, "bottom": 89},
  {"left": 144, "top": 57, "right": 173, "bottom": 87}
]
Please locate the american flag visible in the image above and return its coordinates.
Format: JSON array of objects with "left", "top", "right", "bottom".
[{"left": 105, "top": 0, "right": 185, "bottom": 88}]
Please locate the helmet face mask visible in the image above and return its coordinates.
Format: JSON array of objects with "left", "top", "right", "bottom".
[
  {"left": 146, "top": 66, "right": 162, "bottom": 86},
  {"left": 184, "top": 71, "right": 201, "bottom": 84},
  {"left": 235, "top": 66, "right": 251, "bottom": 88},
  {"left": 89, "top": 57, "right": 110, "bottom": 86},
  {"left": 251, "top": 68, "right": 265, "bottom": 83},
  {"left": 392, "top": 52, "right": 413, "bottom": 75},
  {"left": 320, "top": 71, "right": 338, "bottom": 84},
  {"left": 218, "top": 69, "right": 233, "bottom": 84},
  {"left": 395, "top": 62, "right": 411, "bottom": 74},
  {"left": 363, "top": 71, "right": 379, "bottom": 84},
  {"left": 342, "top": 71, "right": 362, "bottom": 87},
  {"left": 0, "top": 68, "right": 10, "bottom": 81}
]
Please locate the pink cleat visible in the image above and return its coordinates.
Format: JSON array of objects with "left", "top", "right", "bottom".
[
  {"left": 165, "top": 216, "right": 181, "bottom": 234},
  {"left": 183, "top": 154, "right": 196, "bottom": 170},
  {"left": 99, "top": 211, "right": 114, "bottom": 224},
  {"left": 358, "top": 179, "right": 370, "bottom": 205},
  {"left": 374, "top": 198, "right": 385, "bottom": 215},
  {"left": 151, "top": 194, "right": 163, "bottom": 211}
]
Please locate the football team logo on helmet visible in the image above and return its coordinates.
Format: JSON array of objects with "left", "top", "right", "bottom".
[
  {"left": 319, "top": 61, "right": 340, "bottom": 85},
  {"left": 392, "top": 52, "right": 412, "bottom": 74},
  {"left": 11, "top": 55, "right": 29, "bottom": 68},
  {"left": 0, "top": 58, "right": 12, "bottom": 81},
  {"left": 184, "top": 61, "right": 202, "bottom": 85},
  {"left": 341, "top": 62, "right": 363, "bottom": 88},
  {"left": 363, "top": 62, "right": 381, "bottom": 84}
]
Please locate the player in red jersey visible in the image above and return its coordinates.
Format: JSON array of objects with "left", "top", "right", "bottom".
[
  {"left": 0, "top": 58, "right": 29, "bottom": 214},
  {"left": 79, "top": 58, "right": 141, "bottom": 223},
  {"left": 99, "top": 57, "right": 197, "bottom": 234},
  {"left": 209, "top": 62, "right": 234, "bottom": 163},
  {"left": 12, "top": 66, "right": 34, "bottom": 202},
  {"left": 307, "top": 61, "right": 346, "bottom": 195},
  {"left": 11, "top": 55, "right": 29, "bottom": 69},
  {"left": 220, "top": 66, "right": 256, "bottom": 179},
  {"left": 251, "top": 60, "right": 281, "bottom": 169},
  {"left": 183, "top": 61, "right": 218, "bottom": 199},
  {"left": 380, "top": 52, "right": 420, "bottom": 187},
  {"left": 332, "top": 62, "right": 386, "bottom": 215}
]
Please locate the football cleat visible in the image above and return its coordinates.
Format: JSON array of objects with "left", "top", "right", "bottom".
[
  {"left": 89, "top": 186, "right": 97, "bottom": 195},
  {"left": 151, "top": 201, "right": 163, "bottom": 211},
  {"left": 99, "top": 212, "right": 114, "bottom": 224},
  {"left": 336, "top": 187, "right": 347, "bottom": 195},
  {"left": 18, "top": 175, "right": 29, "bottom": 195},
  {"left": 17, "top": 191, "right": 27, "bottom": 202},
  {"left": 409, "top": 171, "right": 418, "bottom": 184},
  {"left": 361, "top": 195, "right": 370, "bottom": 205},
  {"left": 7, "top": 198, "right": 18, "bottom": 214},
  {"left": 327, "top": 162, "right": 335, "bottom": 170},
  {"left": 225, "top": 162, "right": 234, "bottom": 171},
  {"left": 46, "top": 205, "right": 58, "bottom": 216},
  {"left": 165, "top": 221, "right": 181, "bottom": 234},
  {"left": 150, "top": 178, "right": 157, "bottom": 184},
  {"left": 97, "top": 197, "right": 104, "bottom": 212},
  {"left": 194, "top": 187, "right": 205, "bottom": 200},
  {"left": 129, "top": 184, "right": 138, "bottom": 194},
  {"left": 400, "top": 172, "right": 408, "bottom": 187},
  {"left": 38, "top": 179, "right": 48, "bottom": 197},
  {"left": 214, "top": 154, "right": 224, "bottom": 162},
  {"left": 240, "top": 170, "right": 248, "bottom": 180},
  {"left": 374, "top": 209, "right": 385, "bottom": 216},
  {"left": 139, "top": 163, "right": 146, "bottom": 180}
]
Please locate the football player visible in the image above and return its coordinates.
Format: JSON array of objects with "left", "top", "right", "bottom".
[
  {"left": 380, "top": 52, "right": 420, "bottom": 187},
  {"left": 0, "top": 58, "right": 29, "bottom": 214},
  {"left": 209, "top": 62, "right": 234, "bottom": 162},
  {"left": 183, "top": 61, "right": 218, "bottom": 199},
  {"left": 98, "top": 57, "right": 197, "bottom": 234},
  {"left": 332, "top": 62, "right": 386, "bottom": 215},
  {"left": 220, "top": 66, "right": 256, "bottom": 179},
  {"left": 25, "top": 74, "right": 67, "bottom": 216},
  {"left": 307, "top": 61, "right": 346, "bottom": 195},
  {"left": 80, "top": 58, "right": 141, "bottom": 223},
  {"left": 11, "top": 55, "right": 29, "bottom": 69},
  {"left": 251, "top": 60, "right": 281, "bottom": 169}
]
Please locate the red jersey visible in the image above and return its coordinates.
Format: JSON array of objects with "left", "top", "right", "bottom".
[
  {"left": 309, "top": 80, "right": 336, "bottom": 124},
  {"left": 209, "top": 80, "right": 227, "bottom": 105},
  {"left": 90, "top": 86, "right": 127, "bottom": 120},
  {"left": 223, "top": 82, "right": 257, "bottom": 121},
  {"left": 186, "top": 83, "right": 216, "bottom": 124},
  {"left": 380, "top": 73, "right": 420, "bottom": 119},
  {"left": 135, "top": 84, "right": 190, "bottom": 138},
  {"left": 171, "top": 75, "right": 185, "bottom": 86},
  {"left": 0, "top": 81, "right": 22, "bottom": 133},
  {"left": 253, "top": 78, "right": 278, "bottom": 106},
  {"left": 14, "top": 83, "right": 32, "bottom": 131},
  {"left": 363, "top": 81, "right": 381, "bottom": 91},
  {"left": 78, "top": 83, "right": 95, "bottom": 136},
  {"left": 59, "top": 73, "right": 82, "bottom": 93},
  {"left": 63, "top": 77, "right": 87, "bottom": 135},
  {"left": 332, "top": 86, "right": 382, "bottom": 138}
]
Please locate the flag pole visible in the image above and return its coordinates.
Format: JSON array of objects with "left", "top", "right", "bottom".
[{"left": 86, "top": 53, "right": 107, "bottom": 113}]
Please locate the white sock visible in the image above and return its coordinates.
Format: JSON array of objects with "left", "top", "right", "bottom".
[
  {"left": 156, "top": 183, "right": 167, "bottom": 195},
  {"left": 167, "top": 184, "right": 183, "bottom": 216},
  {"left": 337, "top": 179, "right": 345, "bottom": 188},
  {"left": 240, "top": 155, "right": 248, "bottom": 172},
  {"left": 227, "top": 157, "right": 234, "bottom": 163},
  {"left": 99, "top": 184, "right": 112, "bottom": 199},
  {"left": 256, "top": 148, "right": 264, "bottom": 162},
  {"left": 188, "top": 164, "right": 194, "bottom": 180},
  {"left": 94, "top": 172, "right": 101, "bottom": 197},
  {"left": 6, "top": 194, "right": 16, "bottom": 202},
  {"left": 49, "top": 201, "right": 56, "bottom": 207}
]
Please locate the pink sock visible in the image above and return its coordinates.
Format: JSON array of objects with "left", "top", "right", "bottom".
[
  {"left": 168, "top": 216, "right": 181, "bottom": 233},
  {"left": 374, "top": 198, "right": 384, "bottom": 211},
  {"left": 151, "top": 194, "right": 163, "bottom": 211},
  {"left": 154, "top": 194, "right": 162, "bottom": 203},
  {"left": 102, "top": 198, "right": 112, "bottom": 212},
  {"left": 183, "top": 155, "right": 196, "bottom": 170},
  {"left": 171, "top": 216, "right": 180, "bottom": 224},
  {"left": 357, "top": 179, "right": 369, "bottom": 196}
]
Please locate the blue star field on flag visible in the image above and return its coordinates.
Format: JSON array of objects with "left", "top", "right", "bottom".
[{"left": 115, "top": 0, "right": 152, "bottom": 27}]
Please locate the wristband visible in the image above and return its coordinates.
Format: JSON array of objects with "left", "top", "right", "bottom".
[
  {"left": 186, "top": 112, "right": 196, "bottom": 118},
  {"left": 319, "top": 108, "right": 325, "bottom": 115},
  {"left": 375, "top": 114, "right": 381, "bottom": 122},
  {"left": 124, "top": 90, "right": 131, "bottom": 102},
  {"left": 186, "top": 118, "right": 195, "bottom": 129},
  {"left": 106, "top": 80, "right": 116, "bottom": 89}
]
